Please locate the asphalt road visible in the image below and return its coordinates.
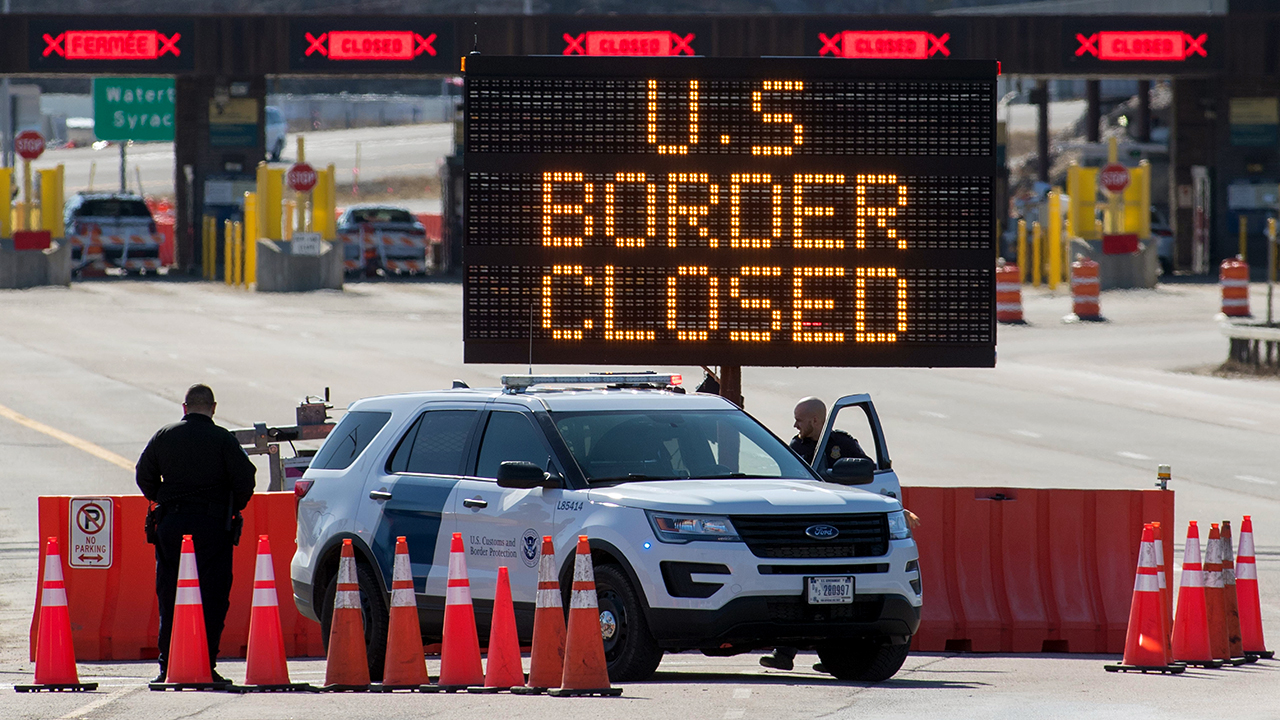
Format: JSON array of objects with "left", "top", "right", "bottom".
[
  {"left": 37, "top": 124, "right": 455, "bottom": 198},
  {"left": 0, "top": 279, "right": 1277, "bottom": 718}
]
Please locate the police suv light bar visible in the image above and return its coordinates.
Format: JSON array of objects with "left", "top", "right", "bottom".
[{"left": 501, "top": 372, "right": 683, "bottom": 391}]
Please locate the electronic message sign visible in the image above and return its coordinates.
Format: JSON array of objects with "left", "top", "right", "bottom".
[
  {"left": 553, "top": 19, "right": 709, "bottom": 58},
  {"left": 29, "top": 18, "right": 194, "bottom": 73},
  {"left": 1064, "top": 20, "right": 1218, "bottom": 71},
  {"left": 289, "top": 19, "right": 455, "bottom": 73},
  {"left": 463, "top": 56, "right": 997, "bottom": 367},
  {"left": 806, "top": 20, "right": 965, "bottom": 60}
]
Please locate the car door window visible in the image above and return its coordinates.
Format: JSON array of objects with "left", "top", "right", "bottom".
[
  {"left": 475, "top": 411, "right": 552, "bottom": 478},
  {"left": 387, "top": 409, "right": 478, "bottom": 475},
  {"left": 310, "top": 410, "right": 391, "bottom": 470},
  {"left": 816, "top": 404, "right": 879, "bottom": 474}
]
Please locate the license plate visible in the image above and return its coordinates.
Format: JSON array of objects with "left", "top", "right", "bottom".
[{"left": 807, "top": 576, "right": 854, "bottom": 605}]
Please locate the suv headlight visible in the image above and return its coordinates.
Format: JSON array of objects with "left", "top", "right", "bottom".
[
  {"left": 887, "top": 510, "right": 911, "bottom": 540},
  {"left": 646, "top": 511, "right": 741, "bottom": 544}
]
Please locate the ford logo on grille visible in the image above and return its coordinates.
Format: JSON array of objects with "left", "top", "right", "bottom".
[{"left": 805, "top": 524, "right": 840, "bottom": 540}]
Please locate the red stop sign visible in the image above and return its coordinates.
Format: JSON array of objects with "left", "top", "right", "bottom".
[
  {"left": 1100, "top": 163, "right": 1130, "bottom": 195},
  {"left": 14, "top": 130, "right": 45, "bottom": 161},
  {"left": 287, "top": 162, "right": 318, "bottom": 193}
]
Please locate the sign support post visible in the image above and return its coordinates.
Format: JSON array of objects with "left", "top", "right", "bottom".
[
  {"left": 21, "top": 156, "right": 31, "bottom": 231},
  {"left": 119, "top": 142, "right": 127, "bottom": 193}
]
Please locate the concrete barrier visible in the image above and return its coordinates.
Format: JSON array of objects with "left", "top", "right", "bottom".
[
  {"left": 1075, "top": 239, "right": 1160, "bottom": 290},
  {"left": 0, "top": 238, "right": 71, "bottom": 289},
  {"left": 255, "top": 239, "right": 343, "bottom": 293}
]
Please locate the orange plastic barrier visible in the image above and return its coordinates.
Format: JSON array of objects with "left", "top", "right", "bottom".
[
  {"left": 415, "top": 213, "right": 442, "bottom": 243},
  {"left": 31, "top": 493, "right": 325, "bottom": 662},
  {"left": 900, "top": 487, "right": 1174, "bottom": 653},
  {"left": 1219, "top": 256, "right": 1250, "bottom": 317}
]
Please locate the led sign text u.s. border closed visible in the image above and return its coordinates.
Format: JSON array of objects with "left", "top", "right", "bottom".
[{"left": 463, "top": 57, "right": 997, "bottom": 368}]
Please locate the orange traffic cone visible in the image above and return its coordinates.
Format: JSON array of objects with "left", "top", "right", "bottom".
[
  {"left": 375, "top": 536, "right": 430, "bottom": 691},
  {"left": 470, "top": 566, "right": 525, "bottom": 693},
  {"left": 321, "top": 539, "right": 370, "bottom": 691},
  {"left": 550, "top": 536, "right": 622, "bottom": 697},
  {"left": 1105, "top": 524, "right": 1183, "bottom": 673},
  {"left": 16, "top": 538, "right": 97, "bottom": 692},
  {"left": 151, "top": 535, "right": 230, "bottom": 690},
  {"left": 513, "top": 535, "right": 566, "bottom": 695},
  {"left": 1205, "top": 523, "right": 1233, "bottom": 663},
  {"left": 240, "top": 535, "right": 311, "bottom": 692},
  {"left": 1152, "top": 522, "right": 1173, "bottom": 664},
  {"left": 1220, "top": 521, "right": 1248, "bottom": 663},
  {"left": 1171, "top": 522, "right": 1223, "bottom": 668},
  {"left": 1236, "top": 515, "right": 1273, "bottom": 660},
  {"left": 423, "top": 532, "right": 483, "bottom": 691}
]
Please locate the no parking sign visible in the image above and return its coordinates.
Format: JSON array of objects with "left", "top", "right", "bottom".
[{"left": 69, "top": 497, "right": 113, "bottom": 569}]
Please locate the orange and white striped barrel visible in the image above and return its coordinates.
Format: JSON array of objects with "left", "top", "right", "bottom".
[
  {"left": 1070, "top": 256, "right": 1102, "bottom": 321},
  {"left": 995, "top": 263, "right": 1024, "bottom": 324},
  {"left": 1219, "top": 256, "right": 1250, "bottom": 317}
]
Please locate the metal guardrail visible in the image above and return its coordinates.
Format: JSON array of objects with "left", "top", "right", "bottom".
[{"left": 1221, "top": 322, "right": 1280, "bottom": 370}]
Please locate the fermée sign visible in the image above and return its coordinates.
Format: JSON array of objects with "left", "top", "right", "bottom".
[
  {"left": 29, "top": 18, "right": 194, "bottom": 72},
  {"left": 463, "top": 56, "right": 997, "bottom": 368}
]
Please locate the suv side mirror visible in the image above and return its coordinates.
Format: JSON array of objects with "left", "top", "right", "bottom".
[
  {"left": 496, "top": 461, "right": 561, "bottom": 489},
  {"left": 828, "top": 457, "right": 876, "bottom": 485}
]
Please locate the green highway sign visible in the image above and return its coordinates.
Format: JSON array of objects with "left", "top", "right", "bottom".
[{"left": 92, "top": 77, "right": 175, "bottom": 142}]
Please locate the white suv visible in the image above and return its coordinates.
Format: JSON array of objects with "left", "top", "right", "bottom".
[{"left": 291, "top": 374, "right": 921, "bottom": 682}]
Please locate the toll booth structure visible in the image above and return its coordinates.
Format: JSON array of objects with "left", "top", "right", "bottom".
[
  {"left": 1, "top": 8, "right": 1279, "bottom": 275},
  {"left": 0, "top": 160, "right": 71, "bottom": 288}
]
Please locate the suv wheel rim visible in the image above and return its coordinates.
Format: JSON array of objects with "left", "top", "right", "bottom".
[
  {"left": 599, "top": 609, "right": 618, "bottom": 641},
  {"left": 596, "top": 587, "right": 625, "bottom": 659}
]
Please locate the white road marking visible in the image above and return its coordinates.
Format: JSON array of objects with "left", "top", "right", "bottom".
[
  {"left": 1236, "top": 475, "right": 1278, "bottom": 486},
  {"left": 60, "top": 685, "right": 142, "bottom": 719},
  {"left": 1229, "top": 417, "right": 1261, "bottom": 426},
  {"left": 1011, "top": 429, "right": 1043, "bottom": 438},
  {"left": 733, "top": 688, "right": 752, "bottom": 699},
  {"left": 919, "top": 411, "right": 948, "bottom": 419},
  {"left": 1116, "top": 451, "right": 1152, "bottom": 460}
]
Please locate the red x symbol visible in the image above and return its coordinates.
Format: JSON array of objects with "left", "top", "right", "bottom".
[
  {"left": 415, "top": 33, "right": 436, "bottom": 57},
  {"left": 1183, "top": 32, "right": 1207, "bottom": 58},
  {"left": 42, "top": 33, "right": 65, "bottom": 57},
  {"left": 818, "top": 32, "right": 841, "bottom": 56},
  {"left": 157, "top": 33, "right": 180, "bottom": 57},
  {"left": 305, "top": 32, "right": 328, "bottom": 57},
  {"left": 563, "top": 33, "right": 585, "bottom": 55},
  {"left": 671, "top": 33, "right": 695, "bottom": 55},
  {"left": 1076, "top": 33, "right": 1099, "bottom": 57},
  {"left": 927, "top": 32, "right": 950, "bottom": 57}
]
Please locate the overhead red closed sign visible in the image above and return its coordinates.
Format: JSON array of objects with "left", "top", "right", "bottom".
[
  {"left": 14, "top": 131, "right": 45, "bottom": 160},
  {"left": 1100, "top": 163, "right": 1130, "bottom": 194},
  {"left": 287, "top": 162, "right": 317, "bottom": 193}
]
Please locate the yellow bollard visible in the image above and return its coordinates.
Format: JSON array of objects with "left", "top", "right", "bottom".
[
  {"left": 0, "top": 168, "right": 11, "bottom": 238},
  {"left": 1239, "top": 215, "right": 1248, "bottom": 263},
  {"left": 236, "top": 221, "right": 246, "bottom": 288},
  {"left": 1032, "top": 221, "right": 1042, "bottom": 287},
  {"left": 244, "top": 192, "right": 257, "bottom": 288},
  {"left": 1017, "top": 219, "right": 1027, "bottom": 284},
  {"left": 1047, "top": 190, "right": 1062, "bottom": 291},
  {"left": 202, "top": 216, "right": 214, "bottom": 280},
  {"left": 283, "top": 200, "right": 296, "bottom": 241},
  {"left": 224, "top": 219, "right": 234, "bottom": 286},
  {"left": 295, "top": 136, "right": 308, "bottom": 232}
]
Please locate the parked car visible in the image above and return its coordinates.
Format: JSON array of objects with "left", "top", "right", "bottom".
[
  {"left": 291, "top": 374, "right": 921, "bottom": 683},
  {"left": 63, "top": 193, "right": 162, "bottom": 273},
  {"left": 1151, "top": 207, "right": 1174, "bottom": 276},
  {"left": 266, "top": 106, "right": 287, "bottom": 162}
]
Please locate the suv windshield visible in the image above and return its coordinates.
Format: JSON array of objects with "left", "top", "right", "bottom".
[
  {"left": 349, "top": 208, "right": 414, "bottom": 224},
  {"left": 552, "top": 409, "right": 815, "bottom": 484},
  {"left": 76, "top": 199, "right": 152, "bottom": 218}
]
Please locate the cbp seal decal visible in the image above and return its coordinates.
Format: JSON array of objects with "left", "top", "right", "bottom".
[{"left": 521, "top": 528, "right": 540, "bottom": 567}]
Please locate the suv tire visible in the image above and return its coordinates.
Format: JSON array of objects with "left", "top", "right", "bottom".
[
  {"left": 589, "top": 563, "right": 663, "bottom": 682},
  {"left": 320, "top": 560, "right": 389, "bottom": 682},
  {"left": 816, "top": 637, "right": 910, "bottom": 682}
]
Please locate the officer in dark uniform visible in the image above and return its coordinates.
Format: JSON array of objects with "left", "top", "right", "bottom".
[{"left": 136, "top": 384, "right": 256, "bottom": 683}]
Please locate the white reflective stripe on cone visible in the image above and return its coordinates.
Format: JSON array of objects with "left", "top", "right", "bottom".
[
  {"left": 538, "top": 554, "right": 557, "bottom": 580},
  {"left": 536, "top": 588, "right": 561, "bottom": 608},
  {"left": 995, "top": 283, "right": 1022, "bottom": 292},
  {"left": 1157, "top": 572, "right": 1167, "bottom": 589},
  {"left": 1239, "top": 531, "right": 1256, "bottom": 557},
  {"left": 338, "top": 558, "right": 357, "bottom": 584},
  {"left": 253, "top": 587, "right": 279, "bottom": 607},
  {"left": 255, "top": 553, "right": 275, "bottom": 581},
  {"left": 1072, "top": 278, "right": 1100, "bottom": 286},
  {"left": 1224, "top": 568, "right": 1236, "bottom": 584},
  {"left": 447, "top": 549, "right": 469, "bottom": 581},
  {"left": 1221, "top": 299, "right": 1250, "bottom": 307},
  {"left": 392, "top": 587, "right": 415, "bottom": 607},
  {"left": 996, "top": 303, "right": 1023, "bottom": 312},
  {"left": 572, "top": 556, "right": 595, "bottom": 583},
  {"left": 1135, "top": 573, "right": 1160, "bottom": 592},
  {"left": 569, "top": 588, "right": 598, "bottom": 610},
  {"left": 44, "top": 555, "right": 65, "bottom": 583},
  {"left": 1073, "top": 296, "right": 1100, "bottom": 304},
  {"left": 1237, "top": 561, "right": 1258, "bottom": 580},
  {"left": 176, "top": 585, "right": 203, "bottom": 605},
  {"left": 335, "top": 589, "right": 361, "bottom": 609},
  {"left": 1138, "top": 541, "right": 1158, "bottom": 569},
  {"left": 1221, "top": 279, "right": 1250, "bottom": 288},
  {"left": 178, "top": 555, "right": 199, "bottom": 580},
  {"left": 394, "top": 551, "right": 412, "bottom": 581},
  {"left": 42, "top": 587, "right": 68, "bottom": 607},
  {"left": 445, "top": 584, "right": 471, "bottom": 605},
  {"left": 1180, "top": 569, "right": 1206, "bottom": 588},
  {"left": 1205, "top": 570, "right": 1225, "bottom": 588}
]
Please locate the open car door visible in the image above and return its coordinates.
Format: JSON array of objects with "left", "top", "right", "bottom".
[{"left": 813, "top": 394, "right": 902, "bottom": 500}]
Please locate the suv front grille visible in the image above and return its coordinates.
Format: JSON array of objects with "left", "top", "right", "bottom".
[
  {"left": 766, "top": 596, "right": 885, "bottom": 623},
  {"left": 730, "top": 513, "right": 889, "bottom": 559}
]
